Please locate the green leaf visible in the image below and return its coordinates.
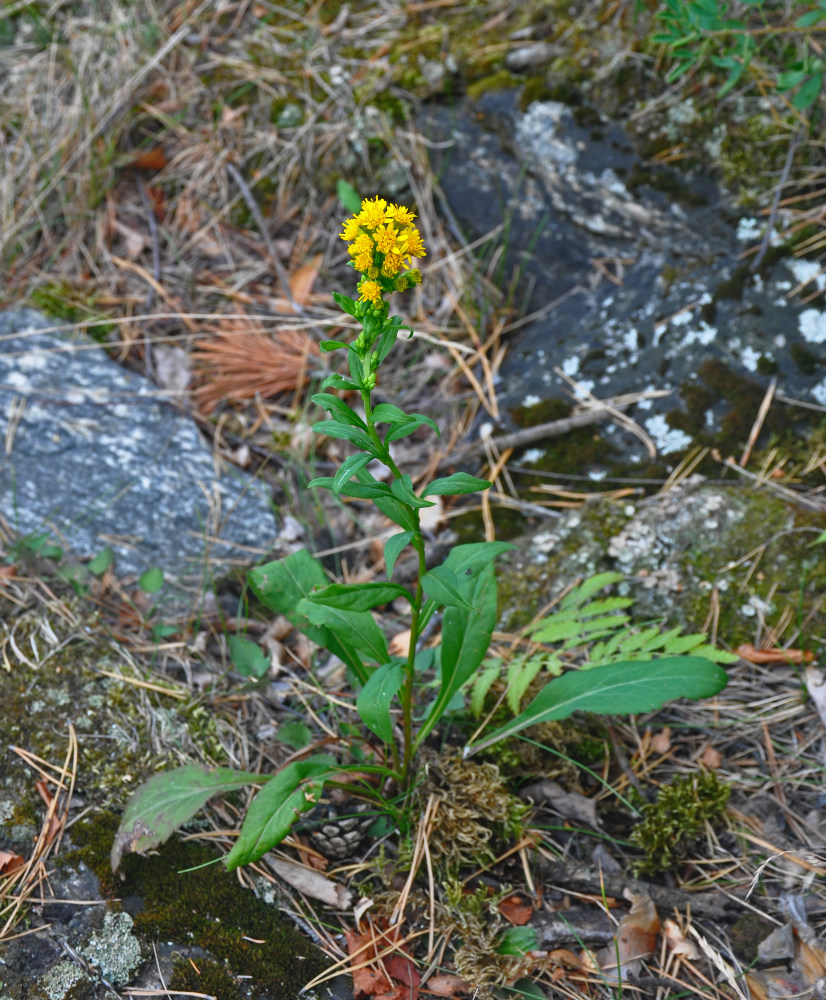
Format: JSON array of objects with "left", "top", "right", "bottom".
[
  {"left": 310, "top": 474, "right": 394, "bottom": 502},
  {"left": 385, "top": 414, "right": 441, "bottom": 444},
  {"left": 312, "top": 393, "right": 366, "bottom": 428},
  {"left": 276, "top": 721, "right": 312, "bottom": 750},
  {"left": 88, "top": 546, "right": 114, "bottom": 576},
  {"left": 331, "top": 453, "right": 373, "bottom": 495},
  {"left": 777, "top": 68, "right": 807, "bottom": 91},
  {"left": 111, "top": 764, "right": 261, "bottom": 871},
  {"left": 373, "top": 323, "right": 401, "bottom": 366},
  {"left": 249, "top": 551, "right": 369, "bottom": 684},
  {"left": 337, "top": 179, "right": 361, "bottom": 214},
  {"left": 465, "top": 657, "right": 729, "bottom": 756},
  {"left": 314, "top": 419, "right": 375, "bottom": 453},
  {"left": 298, "top": 600, "right": 390, "bottom": 664},
  {"left": 416, "top": 562, "right": 499, "bottom": 748},
  {"left": 423, "top": 472, "right": 492, "bottom": 497},
  {"left": 228, "top": 635, "right": 270, "bottom": 679},
  {"left": 793, "top": 73, "right": 822, "bottom": 110},
  {"left": 797, "top": 8, "right": 826, "bottom": 27},
  {"left": 442, "top": 541, "right": 515, "bottom": 584},
  {"left": 321, "top": 373, "right": 359, "bottom": 391},
  {"left": 506, "top": 654, "right": 544, "bottom": 714},
  {"left": 319, "top": 338, "right": 350, "bottom": 351},
  {"left": 421, "top": 564, "right": 475, "bottom": 609},
  {"left": 225, "top": 757, "right": 336, "bottom": 869},
  {"left": 470, "top": 660, "right": 502, "bottom": 717},
  {"left": 370, "top": 493, "right": 419, "bottom": 532},
  {"left": 372, "top": 402, "right": 412, "bottom": 424},
  {"left": 308, "top": 581, "right": 411, "bottom": 612},
  {"left": 385, "top": 530, "right": 414, "bottom": 579},
  {"left": 390, "top": 474, "right": 435, "bottom": 509},
  {"left": 356, "top": 660, "right": 405, "bottom": 743},
  {"left": 139, "top": 567, "right": 164, "bottom": 594},
  {"left": 497, "top": 926, "right": 538, "bottom": 956}
]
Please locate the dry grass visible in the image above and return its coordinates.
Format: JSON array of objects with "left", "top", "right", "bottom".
[{"left": 4, "top": 2, "right": 826, "bottom": 999}]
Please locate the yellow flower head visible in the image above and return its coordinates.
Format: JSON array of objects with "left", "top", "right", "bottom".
[
  {"left": 387, "top": 203, "right": 416, "bottom": 226},
  {"left": 339, "top": 199, "right": 427, "bottom": 286},
  {"left": 339, "top": 216, "right": 362, "bottom": 242},
  {"left": 357, "top": 279, "right": 383, "bottom": 305},
  {"left": 358, "top": 196, "right": 390, "bottom": 230},
  {"left": 374, "top": 222, "right": 408, "bottom": 257}
]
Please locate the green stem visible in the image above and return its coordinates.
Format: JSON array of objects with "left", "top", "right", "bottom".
[
  {"left": 360, "top": 378, "right": 423, "bottom": 789},
  {"left": 399, "top": 533, "right": 426, "bottom": 790}
]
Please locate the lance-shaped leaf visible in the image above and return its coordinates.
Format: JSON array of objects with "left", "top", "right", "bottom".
[
  {"left": 332, "top": 290, "right": 357, "bottom": 316},
  {"left": 415, "top": 561, "right": 499, "bottom": 749},
  {"left": 225, "top": 756, "right": 336, "bottom": 870},
  {"left": 321, "top": 373, "right": 359, "bottom": 392},
  {"left": 111, "top": 764, "right": 261, "bottom": 871},
  {"left": 391, "top": 474, "right": 435, "bottom": 509},
  {"left": 311, "top": 393, "right": 366, "bottom": 429},
  {"left": 298, "top": 599, "right": 390, "bottom": 664},
  {"left": 356, "top": 660, "right": 405, "bottom": 744},
  {"left": 421, "top": 564, "right": 475, "bottom": 610},
  {"left": 423, "top": 473, "right": 492, "bottom": 497},
  {"left": 249, "top": 551, "right": 369, "bottom": 685},
  {"left": 332, "top": 453, "right": 372, "bottom": 495},
  {"left": 464, "top": 657, "right": 729, "bottom": 757},
  {"left": 385, "top": 530, "right": 414, "bottom": 580},
  {"left": 314, "top": 420, "right": 375, "bottom": 454},
  {"left": 308, "top": 581, "right": 411, "bottom": 612}
]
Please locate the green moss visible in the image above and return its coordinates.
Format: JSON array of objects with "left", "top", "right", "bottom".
[
  {"left": 629, "top": 770, "right": 730, "bottom": 875},
  {"left": 28, "top": 283, "right": 114, "bottom": 342},
  {"left": 67, "top": 814, "right": 328, "bottom": 1000}
]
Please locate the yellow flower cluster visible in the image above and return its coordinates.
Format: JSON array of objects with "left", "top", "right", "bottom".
[{"left": 339, "top": 197, "right": 426, "bottom": 305}]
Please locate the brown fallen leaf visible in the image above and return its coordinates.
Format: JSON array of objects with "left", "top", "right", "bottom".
[
  {"left": 662, "top": 918, "right": 700, "bottom": 960},
  {"left": 736, "top": 643, "right": 814, "bottom": 665},
  {"left": 700, "top": 744, "right": 723, "bottom": 769},
  {"left": 0, "top": 850, "right": 25, "bottom": 876},
  {"left": 127, "top": 147, "right": 167, "bottom": 171},
  {"left": 589, "top": 888, "right": 660, "bottom": 982},
  {"left": 290, "top": 254, "right": 323, "bottom": 306},
  {"left": 423, "top": 973, "right": 470, "bottom": 997},
  {"left": 389, "top": 629, "right": 412, "bottom": 658},
  {"left": 498, "top": 893, "right": 533, "bottom": 926},
  {"left": 347, "top": 929, "right": 394, "bottom": 1000},
  {"left": 649, "top": 726, "right": 671, "bottom": 755}
]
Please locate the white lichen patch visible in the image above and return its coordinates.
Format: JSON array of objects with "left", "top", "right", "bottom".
[
  {"left": 81, "top": 911, "right": 142, "bottom": 985},
  {"left": 644, "top": 414, "right": 693, "bottom": 454},
  {"left": 522, "top": 448, "right": 544, "bottom": 464},
  {"left": 799, "top": 309, "right": 826, "bottom": 344},
  {"left": 786, "top": 258, "right": 826, "bottom": 291},
  {"left": 736, "top": 217, "right": 763, "bottom": 243},
  {"left": 522, "top": 394, "right": 541, "bottom": 407}
]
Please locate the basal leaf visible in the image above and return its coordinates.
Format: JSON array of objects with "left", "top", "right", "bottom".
[
  {"left": 225, "top": 756, "right": 336, "bottom": 870},
  {"left": 464, "top": 657, "right": 728, "bottom": 756},
  {"left": 356, "top": 660, "right": 405, "bottom": 743},
  {"left": 111, "top": 764, "right": 261, "bottom": 871}
]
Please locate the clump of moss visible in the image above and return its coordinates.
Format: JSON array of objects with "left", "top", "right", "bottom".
[
  {"left": 67, "top": 814, "right": 328, "bottom": 1000},
  {"left": 417, "top": 754, "right": 529, "bottom": 869},
  {"left": 629, "top": 770, "right": 730, "bottom": 875}
]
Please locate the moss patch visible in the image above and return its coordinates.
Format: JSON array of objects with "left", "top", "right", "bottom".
[
  {"left": 67, "top": 814, "right": 328, "bottom": 1000},
  {"left": 629, "top": 770, "right": 730, "bottom": 875}
]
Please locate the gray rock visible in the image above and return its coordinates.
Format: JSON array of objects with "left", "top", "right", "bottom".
[
  {"left": 0, "top": 309, "right": 277, "bottom": 597},
  {"left": 419, "top": 91, "right": 826, "bottom": 462}
]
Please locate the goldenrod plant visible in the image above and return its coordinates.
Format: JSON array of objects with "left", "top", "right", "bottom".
[{"left": 111, "top": 198, "right": 728, "bottom": 874}]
